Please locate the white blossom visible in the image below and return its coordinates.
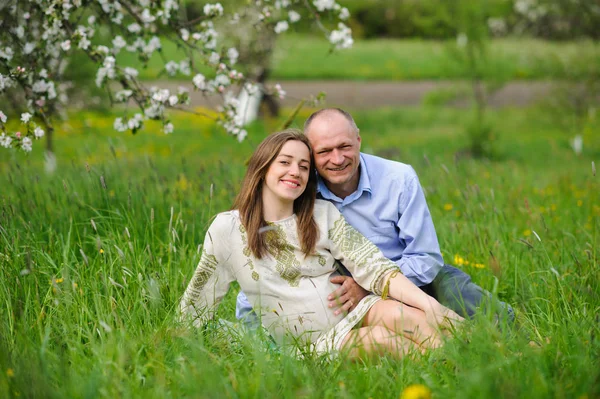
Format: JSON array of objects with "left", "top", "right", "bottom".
[
  {"left": 61, "top": 40, "right": 71, "bottom": 51},
  {"left": 127, "top": 114, "right": 144, "bottom": 130},
  {"left": 204, "top": 3, "right": 224, "bottom": 17},
  {"left": 115, "top": 90, "right": 133, "bottom": 102},
  {"left": 329, "top": 23, "right": 353, "bottom": 49},
  {"left": 78, "top": 36, "right": 91, "bottom": 50},
  {"left": 0, "top": 74, "right": 13, "bottom": 91},
  {"left": 32, "top": 80, "right": 48, "bottom": 93},
  {"left": 24, "top": 42, "right": 36, "bottom": 54},
  {"left": 140, "top": 9, "right": 156, "bottom": 24},
  {"left": 22, "top": 137, "right": 33, "bottom": 152},
  {"left": 96, "top": 45, "right": 110, "bottom": 55},
  {"left": 143, "top": 104, "right": 163, "bottom": 119},
  {"left": 163, "top": 122, "right": 174, "bottom": 134},
  {"left": 0, "top": 133, "right": 12, "bottom": 148},
  {"left": 114, "top": 117, "right": 127, "bottom": 132},
  {"left": 112, "top": 36, "right": 126, "bottom": 51},
  {"left": 13, "top": 26, "right": 25, "bottom": 39},
  {"left": 165, "top": 61, "right": 179, "bottom": 76},
  {"left": 313, "top": 0, "right": 335, "bottom": 12},
  {"left": 168, "top": 95, "right": 178, "bottom": 106},
  {"left": 0, "top": 47, "right": 14, "bottom": 61},
  {"left": 208, "top": 52, "right": 220, "bottom": 65},
  {"left": 34, "top": 126, "right": 45, "bottom": 138},
  {"left": 237, "top": 129, "right": 247, "bottom": 142},
  {"left": 227, "top": 47, "right": 239, "bottom": 65},
  {"left": 179, "top": 60, "right": 191, "bottom": 76},
  {"left": 193, "top": 74, "right": 206, "bottom": 90},
  {"left": 180, "top": 28, "right": 190, "bottom": 41},
  {"left": 0, "top": 111, "right": 6, "bottom": 123},
  {"left": 128, "top": 23, "right": 141, "bottom": 33},
  {"left": 152, "top": 89, "right": 170, "bottom": 103},
  {"left": 124, "top": 67, "right": 139, "bottom": 78},
  {"left": 274, "top": 21, "right": 289, "bottom": 34},
  {"left": 338, "top": 7, "right": 350, "bottom": 20},
  {"left": 288, "top": 10, "right": 301, "bottom": 23},
  {"left": 21, "top": 112, "right": 32, "bottom": 123}
]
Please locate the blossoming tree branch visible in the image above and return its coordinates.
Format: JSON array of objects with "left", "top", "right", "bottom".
[{"left": 0, "top": 0, "right": 353, "bottom": 153}]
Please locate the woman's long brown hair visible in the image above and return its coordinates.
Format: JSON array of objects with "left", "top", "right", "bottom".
[{"left": 232, "top": 129, "right": 318, "bottom": 259}]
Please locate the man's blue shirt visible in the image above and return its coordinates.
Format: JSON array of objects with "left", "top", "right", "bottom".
[{"left": 317, "top": 153, "right": 443, "bottom": 286}]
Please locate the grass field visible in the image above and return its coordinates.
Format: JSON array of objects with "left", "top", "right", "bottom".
[
  {"left": 113, "top": 35, "right": 600, "bottom": 82},
  {"left": 1, "top": 105, "right": 599, "bottom": 398}
]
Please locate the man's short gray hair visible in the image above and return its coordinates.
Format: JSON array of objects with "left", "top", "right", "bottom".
[{"left": 303, "top": 108, "right": 360, "bottom": 136}]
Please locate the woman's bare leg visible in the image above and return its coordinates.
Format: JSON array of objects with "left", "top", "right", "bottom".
[
  {"left": 362, "top": 299, "right": 442, "bottom": 348},
  {"left": 340, "top": 325, "right": 423, "bottom": 359}
]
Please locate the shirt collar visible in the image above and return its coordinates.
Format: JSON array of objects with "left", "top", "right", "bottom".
[{"left": 316, "top": 154, "right": 372, "bottom": 201}]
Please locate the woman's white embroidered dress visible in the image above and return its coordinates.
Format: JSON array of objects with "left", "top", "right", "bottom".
[{"left": 180, "top": 200, "right": 400, "bottom": 351}]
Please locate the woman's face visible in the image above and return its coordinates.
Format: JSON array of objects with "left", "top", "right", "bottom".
[{"left": 262, "top": 140, "right": 311, "bottom": 205}]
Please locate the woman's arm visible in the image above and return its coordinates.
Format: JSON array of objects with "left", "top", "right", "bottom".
[
  {"left": 180, "top": 216, "right": 235, "bottom": 327},
  {"left": 383, "top": 271, "right": 463, "bottom": 327}
]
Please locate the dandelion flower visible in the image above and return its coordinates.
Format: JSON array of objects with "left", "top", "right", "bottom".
[
  {"left": 400, "top": 384, "right": 431, "bottom": 399},
  {"left": 443, "top": 204, "right": 453, "bottom": 211}
]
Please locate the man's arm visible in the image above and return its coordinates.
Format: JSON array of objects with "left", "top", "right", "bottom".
[
  {"left": 328, "top": 167, "right": 443, "bottom": 313},
  {"left": 393, "top": 170, "right": 444, "bottom": 286}
]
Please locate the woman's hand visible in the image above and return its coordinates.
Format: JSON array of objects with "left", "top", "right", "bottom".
[{"left": 425, "top": 301, "right": 464, "bottom": 330}]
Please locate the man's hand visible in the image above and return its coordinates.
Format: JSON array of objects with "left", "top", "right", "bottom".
[{"left": 328, "top": 276, "right": 370, "bottom": 316}]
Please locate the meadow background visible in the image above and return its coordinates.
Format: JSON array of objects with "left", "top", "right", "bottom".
[{"left": 1, "top": 2, "right": 600, "bottom": 398}]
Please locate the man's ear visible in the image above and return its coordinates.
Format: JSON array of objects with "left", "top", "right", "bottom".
[{"left": 357, "top": 134, "right": 362, "bottom": 148}]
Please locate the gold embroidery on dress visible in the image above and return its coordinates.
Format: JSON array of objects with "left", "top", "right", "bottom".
[
  {"left": 328, "top": 215, "right": 380, "bottom": 266},
  {"left": 265, "top": 223, "right": 302, "bottom": 287},
  {"left": 191, "top": 249, "right": 219, "bottom": 291},
  {"left": 240, "top": 223, "right": 259, "bottom": 280}
]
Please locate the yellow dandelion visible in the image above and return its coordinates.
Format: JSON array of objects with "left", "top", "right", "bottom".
[
  {"left": 453, "top": 254, "right": 465, "bottom": 266},
  {"left": 577, "top": 200, "right": 583, "bottom": 207},
  {"left": 6, "top": 368, "right": 14, "bottom": 377},
  {"left": 443, "top": 204, "right": 453, "bottom": 211},
  {"left": 400, "top": 384, "right": 431, "bottom": 399},
  {"left": 100, "top": 248, "right": 104, "bottom": 254},
  {"left": 109, "top": 190, "right": 115, "bottom": 198},
  {"left": 523, "top": 229, "right": 531, "bottom": 237},
  {"left": 551, "top": 204, "right": 557, "bottom": 211},
  {"left": 55, "top": 277, "right": 64, "bottom": 284},
  {"left": 474, "top": 263, "right": 486, "bottom": 269}
]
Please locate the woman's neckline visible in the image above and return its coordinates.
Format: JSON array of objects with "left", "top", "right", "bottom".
[{"left": 265, "top": 214, "right": 296, "bottom": 224}]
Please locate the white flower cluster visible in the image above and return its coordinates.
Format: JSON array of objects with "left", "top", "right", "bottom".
[
  {"left": 0, "top": 0, "right": 352, "bottom": 152},
  {"left": 329, "top": 23, "right": 353, "bottom": 49},
  {"left": 0, "top": 111, "right": 45, "bottom": 152}
]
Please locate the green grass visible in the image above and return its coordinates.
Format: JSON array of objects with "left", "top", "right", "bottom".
[
  {"left": 1, "top": 105, "right": 599, "bottom": 398},
  {"left": 116, "top": 35, "right": 600, "bottom": 81}
]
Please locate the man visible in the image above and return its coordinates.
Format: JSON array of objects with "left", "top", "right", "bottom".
[{"left": 236, "top": 108, "right": 513, "bottom": 323}]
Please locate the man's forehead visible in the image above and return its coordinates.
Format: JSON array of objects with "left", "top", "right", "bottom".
[{"left": 307, "top": 114, "right": 356, "bottom": 140}]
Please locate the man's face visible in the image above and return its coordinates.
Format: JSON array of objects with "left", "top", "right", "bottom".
[{"left": 305, "top": 113, "right": 361, "bottom": 194}]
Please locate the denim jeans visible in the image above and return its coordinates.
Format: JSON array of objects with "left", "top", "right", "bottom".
[
  {"left": 423, "top": 264, "right": 514, "bottom": 323},
  {"left": 236, "top": 264, "right": 515, "bottom": 328}
]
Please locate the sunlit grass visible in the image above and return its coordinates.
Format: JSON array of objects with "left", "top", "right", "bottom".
[
  {"left": 1, "top": 105, "right": 599, "bottom": 398},
  {"left": 114, "top": 35, "right": 600, "bottom": 81}
]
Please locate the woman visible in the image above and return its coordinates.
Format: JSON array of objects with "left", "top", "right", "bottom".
[{"left": 180, "top": 129, "right": 461, "bottom": 358}]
